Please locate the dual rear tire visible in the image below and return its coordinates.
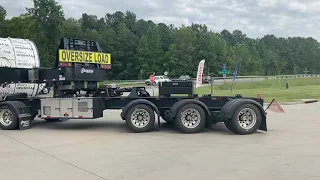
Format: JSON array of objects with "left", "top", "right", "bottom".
[
  {"left": 224, "top": 104, "right": 262, "bottom": 135},
  {"left": 125, "top": 103, "right": 207, "bottom": 133}
]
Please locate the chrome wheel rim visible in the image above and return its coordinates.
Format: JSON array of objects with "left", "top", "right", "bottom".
[
  {"left": 0, "top": 109, "right": 14, "bottom": 126},
  {"left": 237, "top": 108, "right": 257, "bottom": 130},
  {"left": 181, "top": 108, "right": 201, "bottom": 128},
  {"left": 131, "top": 109, "right": 150, "bottom": 128},
  {"left": 42, "top": 88, "right": 48, "bottom": 94}
]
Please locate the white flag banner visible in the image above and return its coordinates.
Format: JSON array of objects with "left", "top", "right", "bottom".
[{"left": 195, "top": 59, "right": 205, "bottom": 88}]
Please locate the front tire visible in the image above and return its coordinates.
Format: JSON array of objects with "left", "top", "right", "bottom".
[
  {"left": 125, "top": 104, "right": 155, "bottom": 133},
  {"left": 0, "top": 105, "right": 19, "bottom": 130},
  {"left": 224, "top": 104, "right": 262, "bottom": 135},
  {"left": 174, "top": 104, "right": 206, "bottom": 133}
]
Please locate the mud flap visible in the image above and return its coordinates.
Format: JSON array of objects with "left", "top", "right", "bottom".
[{"left": 19, "top": 113, "right": 32, "bottom": 130}]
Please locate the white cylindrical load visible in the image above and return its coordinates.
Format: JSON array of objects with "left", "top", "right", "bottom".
[{"left": 0, "top": 37, "right": 44, "bottom": 98}]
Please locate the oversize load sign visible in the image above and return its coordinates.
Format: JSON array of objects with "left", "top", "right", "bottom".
[{"left": 59, "top": 49, "right": 111, "bottom": 65}]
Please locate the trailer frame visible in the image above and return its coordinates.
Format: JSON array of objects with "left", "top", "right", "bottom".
[{"left": 0, "top": 37, "right": 268, "bottom": 135}]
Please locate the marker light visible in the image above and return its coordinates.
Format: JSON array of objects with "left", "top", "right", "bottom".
[{"left": 59, "top": 62, "right": 67, "bottom": 67}]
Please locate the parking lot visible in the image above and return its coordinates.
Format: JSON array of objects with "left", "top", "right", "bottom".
[{"left": 1, "top": 102, "right": 320, "bottom": 180}]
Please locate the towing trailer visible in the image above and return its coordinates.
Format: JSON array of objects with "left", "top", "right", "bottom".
[{"left": 0, "top": 38, "right": 268, "bottom": 135}]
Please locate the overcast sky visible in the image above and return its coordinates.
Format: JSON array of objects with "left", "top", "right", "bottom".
[{"left": 2, "top": 0, "right": 320, "bottom": 41}]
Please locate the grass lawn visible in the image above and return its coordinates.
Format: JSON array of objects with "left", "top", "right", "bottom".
[{"left": 196, "top": 77, "right": 320, "bottom": 103}]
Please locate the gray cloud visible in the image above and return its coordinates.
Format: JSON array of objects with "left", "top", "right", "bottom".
[{"left": 2, "top": 0, "right": 320, "bottom": 40}]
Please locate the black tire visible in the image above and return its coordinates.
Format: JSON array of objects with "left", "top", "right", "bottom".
[
  {"left": 174, "top": 103, "right": 206, "bottom": 133},
  {"left": 224, "top": 119, "right": 236, "bottom": 133},
  {"left": 125, "top": 104, "right": 155, "bottom": 133},
  {"left": 0, "top": 105, "right": 19, "bottom": 130},
  {"left": 225, "top": 104, "right": 262, "bottom": 135},
  {"left": 160, "top": 111, "right": 172, "bottom": 123},
  {"left": 222, "top": 99, "right": 243, "bottom": 132}
]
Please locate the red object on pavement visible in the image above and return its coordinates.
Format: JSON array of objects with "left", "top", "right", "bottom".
[
  {"left": 150, "top": 74, "right": 155, "bottom": 83},
  {"left": 267, "top": 99, "right": 285, "bottom": 113}
]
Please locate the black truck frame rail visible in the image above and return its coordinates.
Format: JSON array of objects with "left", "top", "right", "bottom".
[{"left": 0, "top": 37, "right": 268, "bottom": 135}]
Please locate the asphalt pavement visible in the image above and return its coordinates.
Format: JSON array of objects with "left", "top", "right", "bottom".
[{"left": 1, "top": 101, "right": 320, "bottom": 180}]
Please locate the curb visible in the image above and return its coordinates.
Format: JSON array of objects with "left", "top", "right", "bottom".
[
  {"left": 263, "top": 101, "right": 304, "bottom": 106},
  {"left": 263, "top": 99, "right": 320, "bottom": 106},
  {"left": 304, "top": 99, "right": 320, "bottom": 104}
]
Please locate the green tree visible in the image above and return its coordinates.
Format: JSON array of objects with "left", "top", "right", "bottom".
[
  {"left": 136, "top": 26, "right": 163, "bottom": 78},
  {"left": 164, "top": 26, "right": 197, "bottom": 76},
  {"left": 63, "top": 18, "right": 83, "bottom": 38},
  {"left": 157, "top": 23, "right": 172, "bottom": 51},
  {"left": 6, "top": 14, "right": 37, "bottom": 39},
  {"left": 27, "top": 0, "right": 65, "bottom": 67},
  {"left": 111, "top": 22, "right": 139, "bottom": 79},
  {"left": 0, "top": 5, "right": 7, "bottom": 37},
  {"left": 137, "top": 35, "right": 149, "bottom": 78}
]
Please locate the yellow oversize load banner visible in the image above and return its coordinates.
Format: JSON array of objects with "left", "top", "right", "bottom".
[{"left": 58, "top": 49, "right": 111, "bottom": 65}]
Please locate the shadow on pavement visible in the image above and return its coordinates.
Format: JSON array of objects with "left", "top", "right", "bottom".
[{"left": 30, "top": 118, "right": 250, "bottom": 135}]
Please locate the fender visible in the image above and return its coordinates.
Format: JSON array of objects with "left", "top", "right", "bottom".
[
  {"left": 220, "top": 99, "right": 267, "bottom": 131},
  {"left": 168, "top": 99, "right": 211, "bottom": 128},
  {"left": 0, "top": 100, "right": 32, "bottom": 130},
  {"left": 120, "top": 99, "right": 160, "bottom": 120},
  {"left": 219, "top": 99, "right": 243, "bottom": 120}
]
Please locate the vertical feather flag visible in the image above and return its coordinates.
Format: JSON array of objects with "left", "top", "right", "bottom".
[
  {"left": 195, "top": 59, "right": 205, "bottom": 88},
  {"left": 231, "top": 58, "right": 240, "bottom": 91}
]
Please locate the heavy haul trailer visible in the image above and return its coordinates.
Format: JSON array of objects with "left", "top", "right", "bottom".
[{"left": 0, "top": 38, "right": 268, "bottom": 135}]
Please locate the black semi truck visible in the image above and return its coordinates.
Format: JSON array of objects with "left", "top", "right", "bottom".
[{"left": 0, "top": 38, "right": 268, "bottom": 135}]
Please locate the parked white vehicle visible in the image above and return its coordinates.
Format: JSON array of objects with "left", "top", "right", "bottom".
[
  {"left": 145, "top": 75, "right": 171, "bottom": 85},
  {"left": 155, "top": 75, "right": 170, "bottom": 84}
]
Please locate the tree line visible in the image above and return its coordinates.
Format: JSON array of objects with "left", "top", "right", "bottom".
[{"left": 0, "top": 0, "right": 320, "bottom": 80}]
